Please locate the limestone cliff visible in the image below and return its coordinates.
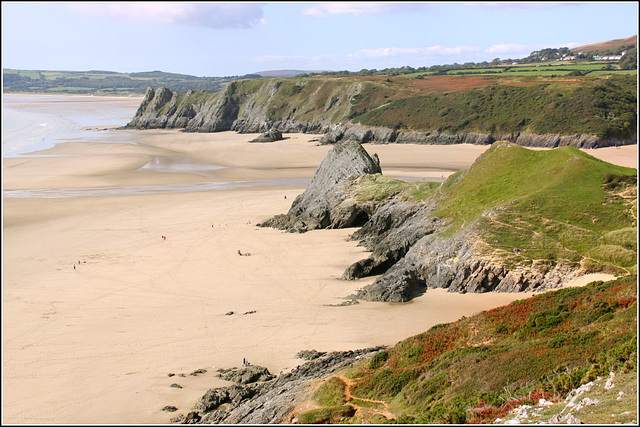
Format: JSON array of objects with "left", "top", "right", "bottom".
[{"left": 124, "top": 77, "right": 637, "bottom": 148}]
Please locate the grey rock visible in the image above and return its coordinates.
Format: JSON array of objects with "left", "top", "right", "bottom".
[
  {"left": 249, "top": 129, "right": 284, "bottom": 143},
  {"left": 342, "top": 203, "right": 440, "bottom": 281},
  {"left": 170, "top": 383, "right": 183, "bottom": 389},
  {"left": 189, "top": 369, "right": 207, "bottom": 376},
  {"left": 190, "top": 347, "right": 385, "bottom": 424},
  {"left": 216, "top": 365, "right": 274, "bottom": 384},
  {"left": 170, "top": 414, "right": 185, "bottom": 423},
  {"left": 295, "top": 350, "right": 326, "bottom": 360},
  {"left": 183, "top": 411, "right": 201, "bottom": 424},
  {"left": 163, "top": 405, "right": 178, "bottom": 412},
  {"left": 259, "top": 139, "right": 381, "bottom": 232},
  {"left": 194, "top": 384, "right": 259, "bottom": 413}
]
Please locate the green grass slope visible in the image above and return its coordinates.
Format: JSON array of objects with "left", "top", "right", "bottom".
[
  {"left": 354, "top": 76, "right": 636, "bottom": 139},
  {"left": 431, "top": 142, "right": 637, "bottom": 274},
  {"left": 301, "top": 275, "right": 636, "bottom": 423}
]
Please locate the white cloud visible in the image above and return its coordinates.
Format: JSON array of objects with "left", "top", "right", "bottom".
[
  {"left": 485, "top": 43, "right": 527, "bottom": 54},
  {"left": 67, "top": 3, "right": 265, "bottom": 29},
  {"left": 302, "top": 2, "right": 431, "bottom": 18},
  {"left": 353, "top": 45, "right": 481, "bottom": 58}
]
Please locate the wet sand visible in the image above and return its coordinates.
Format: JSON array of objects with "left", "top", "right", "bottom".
[{"left": 2, "top": 123, "right": 630, "bottom": 423}]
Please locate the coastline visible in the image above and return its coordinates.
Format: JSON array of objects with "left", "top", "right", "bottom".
[{"left": 2, "top": 95, "right": 635, "bottom": 424}]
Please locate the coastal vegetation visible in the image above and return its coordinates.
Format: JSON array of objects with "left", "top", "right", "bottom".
[
  {"left": 351, "top": 175, "right": 440, "bottom": 203},
  {"left": 354, "top": 76, "right": 637, "bottom": 139},
  {"left": 430, "top": 142, "right": 637, "bottom": 274},
  {"left": 127, "top": 73, "right": 637, "bottom": 144},
  {"left": 296, "top": 275, "right": 637, "bottom": 423}
]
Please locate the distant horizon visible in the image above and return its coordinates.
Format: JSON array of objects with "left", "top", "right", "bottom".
[
  {"left": 3, "top": 33, "right": 636, "bottom": 78},
  {"left": 2, "top": 2, "right": 638, "bottom": 76}
]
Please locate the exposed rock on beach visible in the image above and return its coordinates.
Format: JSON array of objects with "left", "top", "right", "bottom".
[
  {"left": 182, "top": 347, "right": 385, "bottom": 424},
  {"left": 258, "top": 139, "right": 381, "bottom": 232}
]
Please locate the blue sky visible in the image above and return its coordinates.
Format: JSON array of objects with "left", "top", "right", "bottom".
[{"left": 2, "top": 2, "right": 637, "bottom": 76}]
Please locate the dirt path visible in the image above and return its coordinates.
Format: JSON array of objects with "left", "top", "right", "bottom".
[{"left": 335, "top": 375, "right": 397, "bottom": 421}]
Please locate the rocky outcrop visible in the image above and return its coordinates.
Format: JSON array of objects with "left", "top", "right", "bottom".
[
  {"left": 342, "top": 202, "right": 441, "bottom": 281},
  {"left": 215, "top": 366, "right": 274, "bottom": 384},
  {"left": 356, "top": 228, "right": 583, "bottom": 303},
  {"left": 258, "top": 139, "right": 381, "bottom": 232},
  {"left": 257, "top": 140, "right": 609, "bottom": 301},
  {"left": 249, "top": 129, "right": 284, "bottom": 143},
  {"left": 186, "top": 347, "right": 385, "bottom": 424}
]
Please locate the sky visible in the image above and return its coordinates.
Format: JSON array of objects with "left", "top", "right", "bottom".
[{"left": 2, "top": 2, "right": 638, "bottom": 76}]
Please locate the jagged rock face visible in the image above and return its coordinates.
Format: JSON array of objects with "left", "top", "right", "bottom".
[
  {"left": 355, "top": 226, "right": 584, "bottom": 302},
  {"left": 259, "top": 140, "right": 381, "bottom": 232},
  {"left": 194, "top": 384, "right": 259, "bottom": 413},
  {"left": 342, "top": 203, "right": 440, "bottom": 281}
]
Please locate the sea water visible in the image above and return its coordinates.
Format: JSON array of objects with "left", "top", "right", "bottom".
[
  {"left": 2, "top": 94, "right": 313, "bottom": 198},
  {"left": 2, "top": 94, "right": 140, "bottom": 157}
]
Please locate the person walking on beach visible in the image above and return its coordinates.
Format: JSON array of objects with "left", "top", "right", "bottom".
[
  {"left": 242, "top": 358, "right": 247, "bottom": 367},
  {"left": 238, "top": 250, "right": 243, "bottom": 256}
]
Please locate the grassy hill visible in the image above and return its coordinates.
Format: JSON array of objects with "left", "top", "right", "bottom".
[
  {"left": 296, "top": 275, "right": 637, "bottom": 423},
  {"left": 430, "top": 142, "right": 637, "bottom": 274},
  {"left": 354, "top": 75, "right": 637, "bottom": 139},
  {"left": 571, "top": 35, "right": 637, "bottom": 54}
]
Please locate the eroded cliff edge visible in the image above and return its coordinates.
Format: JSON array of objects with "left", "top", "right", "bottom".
[
  {"left": 260, "top": 140, "right": 637, "bottom": 302},
  {"left": 125, "top": 76, "right": 637, "bottom": 148}
]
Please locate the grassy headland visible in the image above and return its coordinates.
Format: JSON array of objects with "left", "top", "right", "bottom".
[
  {"left": 128, "top": 73, "right": 637, "bottom": 142},
  {"left": 297, "top": 275, "right": 637, "bottom": 423},
  {"left": 429, "top": 142, "right": 637, "bottom": 274}
]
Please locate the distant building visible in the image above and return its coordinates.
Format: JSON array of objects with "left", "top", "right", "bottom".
[
  {"left": 561, "top": 55, "right": 576, "bottom": 61},
  {"left": 593, "top": 55, "right": 622, "bottom": 60}
]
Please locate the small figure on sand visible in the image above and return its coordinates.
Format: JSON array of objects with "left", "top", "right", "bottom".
[
  {"left": 242, "top": 358, "right": 247, "bottom": 366},
  {"left": 162, "top": 235, "right": 167, "bottom": 241},
  {"left": 238, "top": 250, "right": 252, "bottom": 256},
  {"left": 284, "top": 196, "right": 287, "bottom": 199},
  {"left": 73, "top": 264, "right": 76, "bottom": 270}
]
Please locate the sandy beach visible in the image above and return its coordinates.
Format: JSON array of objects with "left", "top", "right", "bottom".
[{"left": 2, "top": 99, "right": 633, "bottom": 423}]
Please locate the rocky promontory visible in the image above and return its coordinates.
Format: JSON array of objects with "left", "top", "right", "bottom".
[
  {"left": 260, "top": 140, "right": 636, "bottom": 301},
  {"left": 258, "top": 139, "right": 381, "bottom": 232}
]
